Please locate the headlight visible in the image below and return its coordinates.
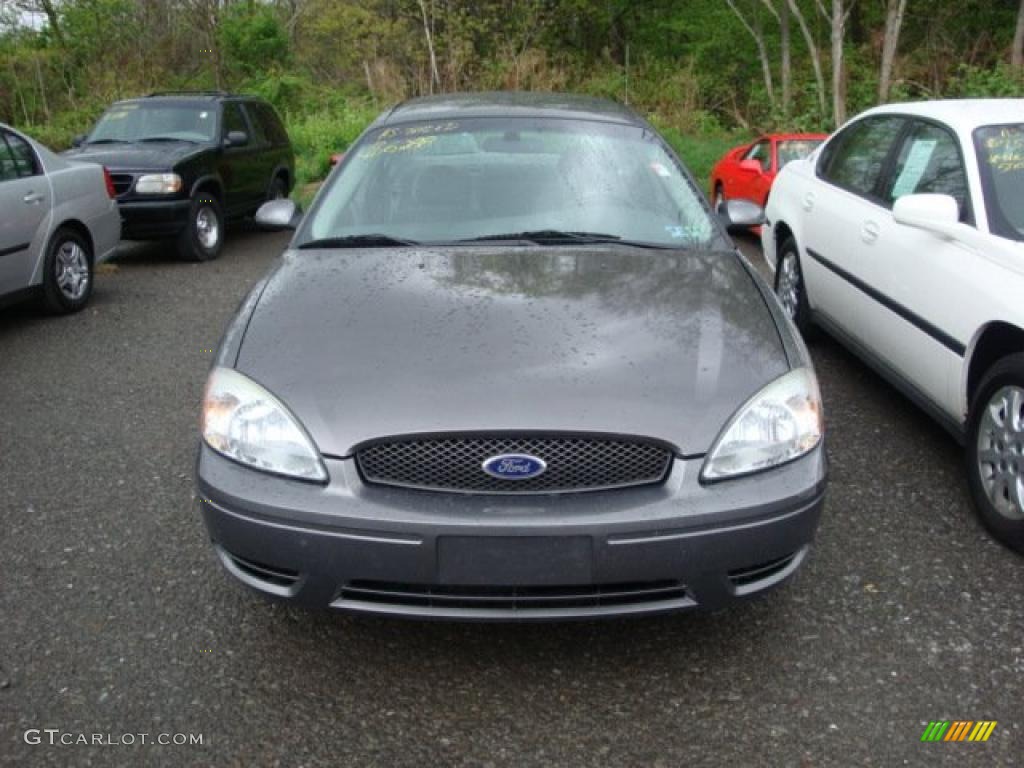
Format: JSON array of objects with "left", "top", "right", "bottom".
[
  {"left": 135, "top": 173, "right": 183, "bottom": 195},
  {"left": 701, "top": 367, "right": 823, "bottom": 482},
  {"left": 202, "top": 366, "right": 327, "bottom": 482}
]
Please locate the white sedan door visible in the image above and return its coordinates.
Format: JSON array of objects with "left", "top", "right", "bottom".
[
  {"left": 798, "top": 115, "right": 908, "bottom": 345},
  {"left": 0, "top": 129, "right": 50, "bottom": 296},
  {"left": 860, "top": 119, "right": 974, "bottom": 419}
]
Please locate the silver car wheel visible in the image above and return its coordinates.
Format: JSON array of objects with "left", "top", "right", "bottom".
[
  {"left": 776, "top": 251, "right": 801, "bottom": 320},
  {"left": 55, "top": 241, "right": 90, "bottom": 301},
  {"left": 195, "top": 205, "right": 220, "bottom": 250},
  {"left": 977, "top": 385, "right": 1024, "bottom": 521}
]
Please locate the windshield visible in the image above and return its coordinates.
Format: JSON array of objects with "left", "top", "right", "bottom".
[
  {"left": 974, "top": 123, "right": 1024, "bottom": 242},
  {"left": 88, "top": 102, "right": 217, "bottom": 143},
  {"left": 776, "top": 139, "right": 823, "bottom": 169},
  {"left": 300, "top": 117, "right": 718, "bottom": 248}
]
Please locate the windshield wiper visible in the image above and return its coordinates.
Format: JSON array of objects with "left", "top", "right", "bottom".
[
  {"left": 85, "top": 138, "right": 126, "bottom": 145},
  {"left": 138, "top": 136, "right": 198, "bottom": 143},
  {"left": 459, "top": 229, "right": 622, "bottom": 245},
  {"left": 457, "top": 230, "right": 676, "bottom": 249},
  {"left": 297, "top": 234, "right": 420, "bottom": 249}
]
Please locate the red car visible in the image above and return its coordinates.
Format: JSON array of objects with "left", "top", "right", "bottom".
[{"left": 709, "top": 133, "right": 828, "bottom": 209}]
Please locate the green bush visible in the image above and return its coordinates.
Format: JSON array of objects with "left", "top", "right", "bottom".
[
  {"left": 219, "top": 4, "right": 290, "bottom": 80},
  {"left": 947, "top": 64, "right": 1024, "bottom": 98},
  {"left": 285, "top": 104, "right": 378, "bottom": 187}
]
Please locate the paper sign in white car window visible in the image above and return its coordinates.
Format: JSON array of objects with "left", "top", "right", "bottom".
[{"left": 891, "top": 139, "right": 937, "bottom": 198}]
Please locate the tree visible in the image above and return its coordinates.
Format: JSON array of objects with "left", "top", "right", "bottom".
[
  {"left": 416, "top": 0, "right": 441, "bottom": 93},
  {"left": 778, "top": 0, "right": 791, "bottom": 115},
  {"left": 878, "top": 0, "right": 907, "bottom": 102},
  {"left": 788, "top": 0, "right": 827, "bottom": 116},
  {"left": 725, "top": 0, "right": 775, "bottom": 109},
  {"left": 824, "top": 0, "right": 849, "bottom": 126},
  {"left": 1013, "top": 0, "right": 1024, "bottom": 71}
]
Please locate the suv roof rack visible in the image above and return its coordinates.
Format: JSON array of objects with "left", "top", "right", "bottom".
[{"left": 145, "top": 90, "right": 229, "bottom": 98}]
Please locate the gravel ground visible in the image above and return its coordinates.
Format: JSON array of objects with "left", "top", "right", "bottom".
[{"left": 1, "top": 229, "right": 1021, "bottom": 767}]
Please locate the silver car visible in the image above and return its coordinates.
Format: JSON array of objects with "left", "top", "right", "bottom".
[
  {"left": 0, "top": 123, "right": 120, "bottom": 313},
  {"left": 197, "top": 93, "right": 828, "bottom": 620}
]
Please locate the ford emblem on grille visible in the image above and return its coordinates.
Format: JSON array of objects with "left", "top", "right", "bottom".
[{"left": 481, "top": 454, "right": 547, "bottom": 480}]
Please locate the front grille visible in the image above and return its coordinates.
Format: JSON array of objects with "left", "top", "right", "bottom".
[
  {"left": 356, "top": 435, "right": 673, "bottom": 494},
  {"left": 109, "top": 173, "right": 134, "bottom": 197},
  {"left": 335, "top": 579, "right": 691, "bottom": 613}
]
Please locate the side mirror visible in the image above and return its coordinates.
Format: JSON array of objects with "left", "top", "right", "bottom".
[
  {"left": 224, "top": 130, "right": 249, "bottom": 148},
  {"left": 892, "top": 193, "right": 959, "bottom": 239},
  {"left": 71, "top": 134, "right": 87, "bottom": 148},
  {"left": 718, "top": 198, "right": 766, "bottom": 233},
  {"left": 255, "top": 198, "right": 302, "bottom": 231},
  {"left": 738, "top": 159, "right": 765, "bottom": 174}
]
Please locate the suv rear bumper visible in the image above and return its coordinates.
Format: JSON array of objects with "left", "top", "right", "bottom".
[{"left": 118, "top": 199, "right": 191, "bottom": 239}]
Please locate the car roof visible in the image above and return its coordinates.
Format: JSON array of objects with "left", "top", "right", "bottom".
[
  {"left": 377, "top": 91, "right": 645, "bottom": 127},
  {"left": 857, "top": 99, "right": 1024, "bottom": 131},
  {"left": 111, "top": 92, "right": 260, "bottom": 107},
  {"left": 764, "top": 132, "right": 830, "bottom": 141}
]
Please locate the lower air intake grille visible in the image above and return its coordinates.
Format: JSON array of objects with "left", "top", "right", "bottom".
[
  {"left": 356, "top": 435, "right": 673, "bottom": 494},
  {"left": 336, "top": 580, "right": 690, "bottom": 613},
  {"left": 728, "top": 552, "right": 800, "bottom": 588}
]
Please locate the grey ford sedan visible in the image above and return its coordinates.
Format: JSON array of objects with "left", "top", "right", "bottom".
[{"left": 197, "top": 93, "right": 827, "bottom": 619}]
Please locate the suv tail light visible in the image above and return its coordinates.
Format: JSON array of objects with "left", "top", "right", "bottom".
[{"left": 103, "top": 167, "right": 116, "bottom": 199}]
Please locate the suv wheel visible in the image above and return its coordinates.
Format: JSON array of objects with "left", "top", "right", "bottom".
[
  {"left": 774, "top": 236, "right": 813, "bottom": 337},
  {"left": 967, "top": 353, "right": 1024, "bottom": 554},
  {"left": 178, "top": 194, "right": 224, "bottom": 262},
  {"left": 42, "top": 227, "right": 93, "bottom": 313}
]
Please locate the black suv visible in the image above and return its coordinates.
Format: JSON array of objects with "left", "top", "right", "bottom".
[{"left": 64, "top": 91, "right": 294, "bottom": 261}]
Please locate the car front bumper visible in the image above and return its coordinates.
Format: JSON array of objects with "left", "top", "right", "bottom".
[
  {"left": 196, "top": 443, "right": 827, "bottom": 620},
  {"left": 118, "top": 199, "right": 191, "bottom": 239}
]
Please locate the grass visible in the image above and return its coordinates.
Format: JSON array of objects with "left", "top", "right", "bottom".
[{"left": 656, "top": 124, "right": 750, "bottom": 195}]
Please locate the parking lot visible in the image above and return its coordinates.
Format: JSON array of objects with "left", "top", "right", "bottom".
[{"left": 1, "top": 228, "right": 1021, "bottom": 767}]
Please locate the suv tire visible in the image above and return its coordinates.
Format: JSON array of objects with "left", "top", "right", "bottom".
[{"left": 178, "top": 193, "right": 224, "bottom": 262}]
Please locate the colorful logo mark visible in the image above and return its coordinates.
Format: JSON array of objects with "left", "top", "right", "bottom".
[{"left": 921, "top": 721, "right": 997, "bottom": 742}]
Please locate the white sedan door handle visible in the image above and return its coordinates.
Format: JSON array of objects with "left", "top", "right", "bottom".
[
  {"left": 861, "top": 220, "right": 880, "bottom": 244},
  {"left": 23, "top": 191, "right": 44, "bottom": 204},
  {"left": 802, "top": 192, "right": 815, "bottom": 212}
]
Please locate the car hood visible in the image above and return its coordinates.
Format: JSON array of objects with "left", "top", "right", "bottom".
[
  {"left": 235, "top": 246, "right": 789, "bottom": 457},
  {"left": 62, "top": 141, "right": 201, "bottom": 170}
]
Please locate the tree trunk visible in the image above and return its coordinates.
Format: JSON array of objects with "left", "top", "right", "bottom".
[
  {"left": 34, "top": 55, "right": 50, "bottom": 121},
  {"left": 878, "top": 0, "right": 907, "bottom": 102},
  {"left": 1013, "top": 0, "right": 1024, "bottom": 70},
  {"left": 780, "top": 0, "right": 791, "bottom": 116},
  {"left": 787, "top": 0, "right": 827, "bottom": 117},
  {"left": 725, "top": 0, "right": 775, "bottom": 108},
  {"left": 37, "top": 0, "right": 64, "bottom": 47},
  {"left": 417, "top": 0, "right": 441, "bottom": 94},
  {"left": 831, "top": 0, "right": 846, "bottom": 126}
]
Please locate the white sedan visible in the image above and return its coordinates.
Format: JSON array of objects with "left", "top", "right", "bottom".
[
  {"left": 0, "top": 123, "right": 120, "bottom": 313},
  {"left": 763, "top": 99, "right": 1024, "bottom": 554}
]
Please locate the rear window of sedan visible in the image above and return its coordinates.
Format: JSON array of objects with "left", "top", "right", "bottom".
[{"left": 303, "top": 117, "right": 717, "bottom": 248}]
